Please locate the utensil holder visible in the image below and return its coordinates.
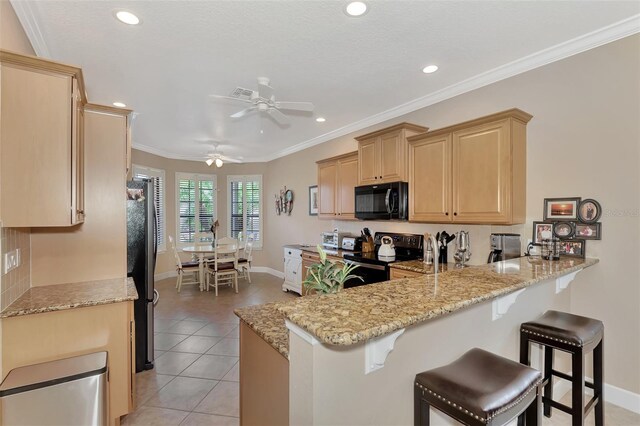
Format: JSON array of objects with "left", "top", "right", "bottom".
[{"left": 362, "top": 241, "right": 374, "bottom": 253}]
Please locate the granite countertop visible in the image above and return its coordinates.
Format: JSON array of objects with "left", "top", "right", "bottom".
[
  {"left": 235, "top": 257, "right": 598, "bottom": 354},
  {"left": 391, "top": 261, "right": 457, "bottom": 274},
  {"left": 0, "top": 277, "right": 138, "bottom": 319},
  {"left": 235, "top": 302, "right": 290, "bottom": 359},
  {"left": 277, "top": 257, "right": 598, "bottom": 346}
]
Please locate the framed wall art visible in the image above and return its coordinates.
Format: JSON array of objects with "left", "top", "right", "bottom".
[
  {"left": 532, "top": 221, "right": 554, "bottom": 244},
  {"left": 308, "top": 185, "right": 318, "bottom": 216},
  {"left": 543, "top": 197, "right": 581, "bottom": 221},
  {"left": 553, "top": 222, "right": 575, "bottom": 239},
  {"left": 559, "top": 239, "right": 586, "bottom": 258},
  {"left": 577, "top": 199, "right": 602, "bottom": 223},
  {"left": 575, "top": 222, "right": 601, "bottom": 240}
]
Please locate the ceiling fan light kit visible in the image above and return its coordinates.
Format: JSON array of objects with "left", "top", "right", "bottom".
[{"left": 210, "top": 77, "right": 315, "bottom": 126}]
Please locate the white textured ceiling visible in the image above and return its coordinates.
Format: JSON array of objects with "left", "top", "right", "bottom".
[{"left": 12, "top": 1, "right": 640, "bottom": 162}]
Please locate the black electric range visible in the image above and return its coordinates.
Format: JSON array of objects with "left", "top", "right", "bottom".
[{"left": 343, "top": 232, "right": 424, "bottom": 287}]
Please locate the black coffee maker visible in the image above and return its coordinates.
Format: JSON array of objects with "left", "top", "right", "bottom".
[{"left": 487, "top": 233, "right": 521, "bottom": 263}]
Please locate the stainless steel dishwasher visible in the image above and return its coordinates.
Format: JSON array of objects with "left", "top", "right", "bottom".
[{"left": 0, "top": 351, "right": 108, "bottom": 425}]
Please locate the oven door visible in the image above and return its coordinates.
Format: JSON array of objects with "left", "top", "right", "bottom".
[{"left": 344, "top": 260, "right": 388, "bottom": 288}]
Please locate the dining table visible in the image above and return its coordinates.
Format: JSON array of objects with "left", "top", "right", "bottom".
[{"left": 182, "top": 243, "right": 245, "bottom": 291}]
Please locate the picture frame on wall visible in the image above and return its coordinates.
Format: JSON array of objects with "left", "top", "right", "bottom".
[
  {"left": 577, "top": 199, "right": 602, "bottom": 224},
  {"left": 559, "top": 239, "right": 586, "bottom": 258},
  {"left": 308, "top": 185, "right": 318, "bottom": 216},
  {"left": 575, "top": 222, "right": 601, "bottom": 240},
  {"left": 532, "top": 221, "right": 554, "bottom": 244},
  {"left": 553, "top": 222, "right": 575, "bottom": 239},
  {"left": 543, "top": 197, "right": 581, "bottom": 221}
]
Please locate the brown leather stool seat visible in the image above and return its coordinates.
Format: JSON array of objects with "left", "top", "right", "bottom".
[
  {"left": 520, "top": 310, "right": 604, "bottom": 425},
  {"left": 415, "top": 348, "right": 542, "bottom": 425}
]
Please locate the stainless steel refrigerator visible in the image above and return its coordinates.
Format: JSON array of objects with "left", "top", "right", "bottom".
[{"left": 127, "top": 179, "right": 158, "bottom": 372}]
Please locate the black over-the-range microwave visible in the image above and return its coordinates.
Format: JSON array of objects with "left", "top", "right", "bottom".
[{"left": 354, "top": 181, "right": 408, "bottom": 220}]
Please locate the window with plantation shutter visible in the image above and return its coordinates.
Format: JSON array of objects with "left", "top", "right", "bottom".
[
  {"left": 132, "top": 165, "right": 166, "bottom": 252},
  {"left": 227, "top": 175, "right": 262, "bottom": 248},
  {"left": 176, "top": 172, "right": 217, "bottom": 245}
]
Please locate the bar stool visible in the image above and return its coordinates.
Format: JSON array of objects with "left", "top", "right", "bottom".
[
  {"left": 414, "top": 348, "right": 542, "bottom": 425},
  {"left": 520, "top": 310, "right": 604, "bottom": 425}
]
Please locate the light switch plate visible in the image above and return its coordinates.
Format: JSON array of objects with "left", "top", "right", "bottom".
[{"left": 4, "top": 249, "right": 19, "bottom": 274}]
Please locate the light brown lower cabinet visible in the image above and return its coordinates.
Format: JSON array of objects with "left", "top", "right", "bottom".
[
  {"left": 240, "top": 322, "right": 288, "bottom": 426},
  {"left": 0, "top": 301, "right": 135, "bottom": 424},
  {"left": 389, "top": 267, "right": 424, "bottom": 280}
]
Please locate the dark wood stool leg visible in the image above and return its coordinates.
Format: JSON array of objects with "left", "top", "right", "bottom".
[
  {"left": 518, "top": 332, "right": 531, "bottom": 426},
  {"left": 414, "top": 385, "right": 430, "bottom": 426},
  {"left": 525, "top": 384, "right": 542, "bottom": 426},
  {"left": 593, "top": 336, "right": 604, "bottom": 425},
  {"left": 572, "top": 349, "right": 585, "bottom": 426},
  {"left": 543, "top": 346, "right": 554, "bottom": 417}
]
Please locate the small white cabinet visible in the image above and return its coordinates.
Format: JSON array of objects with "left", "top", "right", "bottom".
[{"left": 282, "top": 247, "right": 303, "bottom": 296}]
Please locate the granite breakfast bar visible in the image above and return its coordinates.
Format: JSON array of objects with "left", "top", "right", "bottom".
[{"left": 235, "top": 257, "right": 598, "bottom": 425}]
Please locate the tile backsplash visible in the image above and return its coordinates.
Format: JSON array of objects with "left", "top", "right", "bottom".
[{"left": 1, "top": 227, "right": 31, "bottom": 311}]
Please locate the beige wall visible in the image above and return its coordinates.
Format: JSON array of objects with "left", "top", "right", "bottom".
[
  {"left": 136, "top": 35, "right": 640, "bottom": 394},
  {"left": 0, "top": 0, "right": 34, "bottom": 55},
  {"left": 131, "top": 149, "right": 269, "bottom": 275}
]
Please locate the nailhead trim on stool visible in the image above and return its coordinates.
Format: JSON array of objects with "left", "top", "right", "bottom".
[{"left": 521, "top": 328, "right": 580, "bottom": 347}]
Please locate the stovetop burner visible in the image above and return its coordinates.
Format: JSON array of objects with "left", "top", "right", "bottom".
[{"left": 343, "top": 232, "right": 424, "bottom": 266}]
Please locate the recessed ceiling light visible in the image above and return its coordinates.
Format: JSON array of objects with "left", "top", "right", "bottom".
[
  {"left": 113, "top": 102, "right": 127, "bottom": 108},
  {"left": 316, "top": 117, "right": 326, "bottom": 123},
  {"left": 422, "top": 65, "right": 439, "bottom": 74},
  {"left": 115, "top": 10, "right": 140, "bottom": 25},
  {"left": 345, "top": 2, "right": 367, "bottom": 17}
]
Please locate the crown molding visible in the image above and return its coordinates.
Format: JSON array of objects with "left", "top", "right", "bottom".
[
  {"left": 9, "top": 0, "right": 51, "bottom": 58},
  {"left": 81, "top": 13, "right": 640, "bottom": 163},
  {"left": 258, "top": 14, "right": 640, "bottom": 162}
]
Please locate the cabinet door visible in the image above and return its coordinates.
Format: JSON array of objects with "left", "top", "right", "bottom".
[
  {"left": 317, "top": 161, "right": 337, "bottom": 218},
  {"left": 71, "top": 78, "right": 85, "bottom": 224},
  {"left": 409, "top": 134, "right": 452, "bottom": 222},
  {"left": 284, "top": 257, "right": 296, "bottom": 284},
  {"left": 1, "top": 65, "right": 73, "bottom": 227},
  {"left": 358, "top": 137, "right": 379, "bottom": 185},
  {"left": 390, "top": 268, "right": 424, "bottom": 279},
  {"left": 452, "top": 120, "right": 511, "bottom": 223},
  {"left": 379, "top": 130, "right": 405, "bottom": 182},
  {"left": 336, "top": 154, "right": 358, "bottom": 219}
]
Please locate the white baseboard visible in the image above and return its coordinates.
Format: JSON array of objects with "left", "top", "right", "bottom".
[
  {"left": 553, "top": 376, "right": 640, "bottom": 414},
  {"left": 250, "top": 266, "right": 285, "bottom": 279}
]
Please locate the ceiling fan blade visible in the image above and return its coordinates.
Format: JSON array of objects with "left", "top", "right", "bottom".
[
  {"left": 274, "top": 101, "right": 314, "bottom": 112},
  {"left": 267, "top": 108, "right": 290, "bottom": 125},
  {"left": 230, "top": 107, "right": 255, "bottom": 118},
  {"left": 258, "top": 80, "right": 274, "bottom": 100},
  {"left": 209, "top": 94, "right": 253, "bottom": 104}
]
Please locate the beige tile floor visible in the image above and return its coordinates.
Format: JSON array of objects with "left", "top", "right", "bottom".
[
  {"left": 121, "top": 273, "right": 297, "bottom": 425},
  {"left": 122, "top": 273, "right": 640, "bottom": 425}
]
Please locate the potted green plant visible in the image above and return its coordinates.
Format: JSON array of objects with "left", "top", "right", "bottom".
[{"left": 303, "top": 245, "right": 363, "bottom": 294}]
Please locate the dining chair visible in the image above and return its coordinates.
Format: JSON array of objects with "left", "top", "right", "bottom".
[
  {"left": 237, "top": 234, "right": 254, "bottom": 283},
  {"left": 192, "top": 231, "right": 214, "bottom": 261},
  {"left": 205, "top": 237, "right": 239, "bottom": 296},
  {"left": 169, "top": 235, "right": 199, "bottom": 293}
]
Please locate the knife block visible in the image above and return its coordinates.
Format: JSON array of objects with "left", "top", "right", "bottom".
[{"left": 361, "top": 241, "right": 375, "bottom": 253}]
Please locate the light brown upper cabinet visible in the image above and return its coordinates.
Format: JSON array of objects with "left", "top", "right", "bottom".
[
  {"left": 0, "top": 50, "right": 87, "bottom": 227},
  {"left": 317, "top": 152, "right": 358, "bottom": 219},
  {"left": 408, "top": 109, "right": 532, "bottom": 224},
  {"left": 356, "top": 123, "right": 428, "bottom": 185}
]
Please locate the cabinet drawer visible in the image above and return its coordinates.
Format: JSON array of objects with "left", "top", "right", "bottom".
[{"left": 389, "top": 268, "right": 424, "bottom": 280}]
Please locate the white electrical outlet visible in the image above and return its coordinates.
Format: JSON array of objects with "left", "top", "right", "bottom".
[{"left": 4, "top": 249, "right": 19, "bottom": 274}]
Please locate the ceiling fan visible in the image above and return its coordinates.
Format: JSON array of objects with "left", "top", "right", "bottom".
[
  {"left": 197, "top": 141, "right": 242, "bottom": 168},
  {"left": 209, "top": 77, "right": 314, "bottom": 125}
]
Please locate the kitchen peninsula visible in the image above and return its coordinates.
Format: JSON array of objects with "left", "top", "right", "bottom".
[{"left": 236, "top": 256, "right": 598, "bottom": 425}]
